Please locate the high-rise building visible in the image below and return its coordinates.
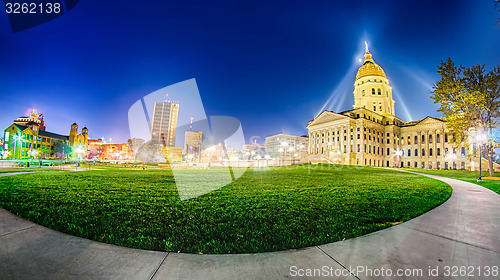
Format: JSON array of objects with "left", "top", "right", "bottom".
[
  {"left": 264, "top": 133, "right": 308, "bottom": 159},
  {"left": 184, "top": 131, "right": 202, "bottom": 162},
  {"left": 150, "top": 101, "right": 179, "bottom": 146}
]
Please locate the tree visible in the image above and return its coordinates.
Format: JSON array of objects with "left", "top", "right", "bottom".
[
  {"left": 432, "top": 58, "right": 500, "bottom": 176},
  {"left": 85, "top": 151, "right": 98, "bottom": 160},
  {"left": 54, "top": 141, "right": 72, "bottom": 155},
  {"left": 36, "top": 145, "right": 51, "bottom": 167},
  {"left": 496, "top": 0, "right": 500, "bottom": 24},
  {"left": 127, "top": 138, "right": 145, "bottom": 159},
  {"left": 55, "top": 152, "right": 67, "bottom": 161},
  {"left": 135, "top": 142, "right": 165, "bottom": 169}
]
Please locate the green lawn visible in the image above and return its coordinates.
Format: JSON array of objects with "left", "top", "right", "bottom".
[
  {"left": 0, "top": 168, "right": 62, "bottom": 173},
  {"left": 402, "top": 168, "right": 500, "bottom": 195},
  {"left": 0, "top": 165, "right": 451, "bottom": 254}
]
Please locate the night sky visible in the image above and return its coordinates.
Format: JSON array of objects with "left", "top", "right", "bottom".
[{"left": 1, "top": 0, "right": 499, "bottom": 144}]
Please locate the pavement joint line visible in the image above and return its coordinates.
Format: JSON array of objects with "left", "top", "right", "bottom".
[
  {"left": 149, "top": 252, "right": 169, "bottom": 280},
  {"left": 315, "top": 246, "right": 362, "bottom": 280},
  {"left": 0, "top": 224, "right": 35, "bottom": 238},
  {"left": 401, "top": 224, "right": 500, "bottom": 254}
]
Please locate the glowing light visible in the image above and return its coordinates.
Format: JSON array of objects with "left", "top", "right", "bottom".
[
  {"left": 358, "top": 58, "right": 362, "bottom": 63},
  {"left": 364, "top": 41, "right": 369, "bottom": 52}
]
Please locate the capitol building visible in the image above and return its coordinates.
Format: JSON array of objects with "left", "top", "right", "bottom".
[{"left": 307, "top": 45, "right": 471, "bottom": 170}]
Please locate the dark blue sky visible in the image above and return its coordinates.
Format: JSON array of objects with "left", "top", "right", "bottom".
[{"left": 1, "top": 0, "right": 499, "bottom": 144}]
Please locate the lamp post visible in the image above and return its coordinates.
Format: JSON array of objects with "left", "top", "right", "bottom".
[
  {"left": 75, "top": 146, "right": 83, "bottom": 171},
  {"left": 256, "top": 155, "right": 262, "bottom": 168},
  {"left": 280, "top": 141, "right": 288, "bottom": 166},
  {"left": 395, "top": 149, "right": 403, "bottom": 168},
  {"left": 13, "top": 134, "right": 22, "bottom": 160},
  {"left": 207, "top": 146, "right": 216, "bottom": 168},
  {"left": 476, "top": 132, "right": 486, "bottom": 182}
]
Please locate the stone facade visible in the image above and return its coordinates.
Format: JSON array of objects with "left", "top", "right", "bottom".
[{"left": 307, "top": 46, "right": 470, "bottom": 169}]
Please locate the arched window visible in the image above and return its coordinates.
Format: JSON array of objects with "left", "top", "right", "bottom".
[
  {"left": 422, "top": 149, "right": 425, "bottom": 156},
  {"left": 362, "top": 89, "right": 365, "bottom": 96},
  {"left": 437, "top": 148, "right": 441, "bottom": 156},
  {"left": 415, "top": 149, "right": 418, "bottom": 156},
  {"left": 372, "top": 88, "right": 375, "bottom": 95},
  {"left": 437, "top": 134, "right": 440, "bottom": 143},
  {"left": 414, "top": 135, "right": 418, "bottom": 144},
  {"left": 421, "top": 135, "right": 425, "bottom": 144},
  {"left": 445, "top": 133, "right": 448, "bottom": 142},
  {"left": 461, "top": 147, "right": 465, "bottom": 156},
  {"left": 378, "top": 89, "right": 381, "bottom": 95},
  {"left": 429, "top": 135, "right": 433, "bottom": 143},
  {"left": 408, "top": 149, "right": 411, "bottom": 156},
  {"left": 429, "top": 148, "right": 433, "bottom": 156}
]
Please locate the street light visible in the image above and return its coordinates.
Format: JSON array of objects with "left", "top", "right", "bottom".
[
  {"left": 207, "top": 145, "right": 216, "bottom": 168},
  {"left": 278, "top": 147, "right": 284, "bottom": 166},
  {"left": 394, "top": 149, "right": 403, "bottom": 168},
  {"left": 13, "top": 134, "right": 22, "bottom": 159},
  {"left": 476, "top": 132, "right": 487, "bottom": 182},
  {"left": 265, "top": 154, "right": 270, "bottom": 167}
]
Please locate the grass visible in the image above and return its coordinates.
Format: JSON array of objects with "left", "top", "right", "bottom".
[
  {"left": 0, "top": 168, "right": 62, "bottom": 173},
  {"left": 0, "top": 165, "right": 451, "bottom": 254},
  {"left": 402, "top": 168, "right": 500, "bottom": 195}
]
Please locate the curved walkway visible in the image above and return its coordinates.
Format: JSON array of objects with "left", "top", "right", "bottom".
[{"left": 0, "top": 172, "right": 499, "bottom": 279}]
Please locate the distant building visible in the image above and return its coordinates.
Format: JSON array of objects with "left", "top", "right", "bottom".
[
  {"left": 242, "top": 143, "right": 265, "bottom": 159},
  {"left": 88, "top": 140, "right": 131, "bottom": 160},
  {"left": 164, "top": 146, "right": 183, "bottom": 163},
  {"left": 150, "top": 101, "right": 179, "bottom": 146},
  {"left": 264, "top": 133, "right": 308, "bottom": 159},
  {"left": 306, "top": 44, "right": 484, "bottom": 170},
  {"left": 184, "top": 130, "right": 202, "bottom": 162},
  {"left": 14, "top": 109, "right": 46, "bottom": 131},
  {"left": 69, "top": 123, "right": 88, "bottom": 148},
  {"left": 201, "top": 144, "right": 234, "bottom": 163},
  {"left": 3, "top": 109, "right": 88, "bottom": 159}
]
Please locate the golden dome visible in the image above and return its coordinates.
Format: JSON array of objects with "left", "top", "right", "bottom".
[{"left": 356, "top": 49, "right": 386, "bottom": 80}]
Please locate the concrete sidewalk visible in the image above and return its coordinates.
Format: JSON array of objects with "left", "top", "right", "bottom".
[{"left": 0, "top": 172, "right": 499, "bottom": 279}]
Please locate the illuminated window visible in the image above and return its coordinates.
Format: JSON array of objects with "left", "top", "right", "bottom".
[
  {"left": 378, "top": 89, "right": 381, "bottom": 95},
  {"left": 372, "top": 88, "right": 375, "bottom": 95}
]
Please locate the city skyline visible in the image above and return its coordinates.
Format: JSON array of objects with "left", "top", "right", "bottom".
[{"left": 1, "top": 1, "right": 499, "bottom": 143}]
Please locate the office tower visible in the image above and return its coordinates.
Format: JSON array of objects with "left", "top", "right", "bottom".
[{"left": 150, "top": 101, "right": 179, "bottom": 146}]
